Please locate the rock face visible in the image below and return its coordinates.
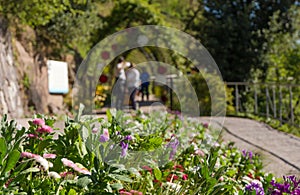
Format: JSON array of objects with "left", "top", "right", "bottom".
[
  {"left": 0, "top": 17, "right": 24, "bottom": 118},
  {"left": 0, "top": 17, "right": 73, "bottom": 117},
  {"left": 15, "top": 38, "right": 49, "bottom": 114}
]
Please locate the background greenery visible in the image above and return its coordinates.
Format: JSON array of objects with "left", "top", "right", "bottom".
[{"left": 1, "top": 0, "right": 299, "bottom": 120}]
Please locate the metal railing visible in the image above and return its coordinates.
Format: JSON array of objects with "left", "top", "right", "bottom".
[{"left": 226, "top": 82, "right": 300, "bottom": 126}]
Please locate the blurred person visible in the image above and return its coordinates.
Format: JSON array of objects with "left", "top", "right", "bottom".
[
  {"left": 114, "top": 56, "right": 130, "bottom": 109},
  {"left": 140, "top": 68, "right": 150, "bottom": 101},
  {"left": 126, "top": 63, "right": 140, "bottom": 110}
]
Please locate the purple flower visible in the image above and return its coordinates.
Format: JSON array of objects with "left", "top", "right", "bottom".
[
  {"left": 120, "top": 141, "right": 128, "bottom": 157},
  {"left": 245, "top": 181, "right": 264, "bottom": 195},
  {"left": 99, "top": 134, "right": 109, "bottom": 142},
  {"left": 166, "top": 138, "right": 179, "bottom": 160},
  {"left": 269, "top": 175, "right": 300, "bottom": 194},
  {"left": 249, "top": 151, "right": 253, "bottom": 159},
  {"left": 124, "top": 135, "right": 132, "bottom": 141},
  {"left": 242, "top": 149, "right": 247, "bottom": 157},
  {"left": 99, "top": 128, "right": 109, "bottom": 142},
  {"left": 242, "top": 149, "right": 253, "bottom": 161}
]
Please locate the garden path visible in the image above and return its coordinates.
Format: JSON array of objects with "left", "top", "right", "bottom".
[{"left": 199, "top": 117, "right": 300, "bottom": 177}]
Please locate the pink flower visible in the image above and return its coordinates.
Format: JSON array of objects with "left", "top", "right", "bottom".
[
  {"left": 195, "top": 149, "right": 205, "bottom": 157},
  {"left": 120, "top": 192, "right": 132, "bottom": 195},
  {"left": 219, "top": 176, "right": 224, "bottom": 182},
  {"left": 61, "top": 158, "right": 77, "bottom": 169},
  {"left": 21, "top": 152, "right": 50, "bottom": 170},
  {"left": 130, "top": 190, "right": 143, "bottom": 195},
  {"left": 103, "top": 128, "right": 109, "bottom": 137},
  {"left": 61, "top": 158, "right": 91, "bottom": 175},
  {"left": 21, "top": 152, "right": 38, "bottom": 158},
  {"left": 28, "top": 134, "right": 38, "bottom": 138},
  {"left": 182, "top": 174, "right": 188, "bottom": 180},
  {"left": 33, "top": 118, "right": 45, "bottom": 126},
  {"left": 59, "top": 171, "right": 73, "bottom": 178},
  {"left": 76, "top": 168, "right": 91, "bottom": 175},
  {"left": 43, "top": 153, "right": 56, "bottom": 159},
  {"left": 92, "top": 128, "right": 98, "bottom": 134},
  {"left": 36, "top": 125, "right": 53, "bottom": 134}
]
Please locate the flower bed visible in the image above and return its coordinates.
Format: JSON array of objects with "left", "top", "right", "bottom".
[{"left": 0, "top": 108, "right": 299, "bottom": 194}]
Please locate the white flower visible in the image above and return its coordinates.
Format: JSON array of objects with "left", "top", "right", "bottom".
[
  {"left": 49, "top": 171, "right": 61, "bottom": 179},
  {"left": 34, "top": 156, "right": 49, "bottom": 171},
  {"left": 164, "top": 182, "right": 182, "bottom": 192},
  {"left": 16, "top": 124, "right": 23, "bottom": 130}
]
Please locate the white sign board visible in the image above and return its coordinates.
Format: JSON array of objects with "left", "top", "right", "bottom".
[{"left": 47, "top": 60, "right": 69, "bottom": 94}]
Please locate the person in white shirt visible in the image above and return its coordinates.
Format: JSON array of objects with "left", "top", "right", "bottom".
[
  {"left": 126, "top": 63, "right": 140, "bottom": 110},
  {"left": 114, "top": 57, "right": 130, "bottom": 109}
]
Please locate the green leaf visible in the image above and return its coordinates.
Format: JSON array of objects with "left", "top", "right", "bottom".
[
  {"left": 108, "top": 174, "right": 133, "bottom": 183},
  {"left": 153, "top": 168, "right": 162, "bottom": 180},
  {"left": 110, "top": 183, "right": 123, "bottom": 190},
  {"left": 0, "top": 137, "right": 7, "bottom": 162},
  {"left": 68, "top": 189, "right": 77, "bottom": 195},
  {"left": 20, "top": 167, "right": 40, "bottom": 174},
  {"left": 77, "top": 176, "right": 92, "bottom": 188},
  {"left": 106, "top": 109, "right": 112, "bottom": 122},
  {"left": 3, "top": 150, "right": 20, "bottom": 173}
]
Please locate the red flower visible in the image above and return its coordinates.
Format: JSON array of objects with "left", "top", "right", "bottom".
[
  {"left": 101, "top": 51, "right": 110, "bottom": 60},
  {"left": 248, "top": 173, "right": 254, "bottom": 179},
  {"left": 141, "top": 165, "right": 153, "bottom": 173},
  {"left": 157, "top": 66, "right": 167, "bottom": 74},
  {"left": 182, "top": 174, "right": 188, "bottom": 180},
  {"left": 173, "top": 165, "right": 184, "bottom": 172},
  {"left": 167, "top": 174, "right": 179, "bottom": 182},
  {"left": 111, "top": 44, "right": 118, "bottom": 51},
  {"left": 99, "top": 74, "right": 108, "bottom": 83}
]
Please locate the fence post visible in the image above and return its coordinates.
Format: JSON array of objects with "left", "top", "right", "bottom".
[
  {"left": 266, "top": 86, "right": 269, "bottom": 118},
  {"left": 289, "top": 85, "right": 294, "bottom": 125},
  {"left": 279, "top": 86, "right": 282, "bottom": 126},
  {"left": 272, "top": 85, "right": 276, "bottom": 118},
  {"left": 235, "top": 84, "right": 239, "bottom": 113}
]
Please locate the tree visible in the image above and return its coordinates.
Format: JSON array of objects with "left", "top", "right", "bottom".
[{"left": 185, "top": 0, "right": 296, "bottom": 82}]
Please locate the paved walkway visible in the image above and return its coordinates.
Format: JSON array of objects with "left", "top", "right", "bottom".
[{"left": 199, "top": 117, "right": 300, "bottom": 177}]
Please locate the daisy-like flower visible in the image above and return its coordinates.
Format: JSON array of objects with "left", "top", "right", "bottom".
[
  {"left": 43, "top": 153, "right": 57, "bottom": 159},
  {"left": 61, "top": 158, "right": 91, "bottom": 175},
  {"left": 37, "top": 125, "right": 53, "bottom": 134},
  {"left": 48, "top": 171, "right": 61, "bottom": 179},
  {"left": 21, "top": 152, "right": 51, "bottom": 171},
  {"left": 33, "top": 118, "right": 45, "bottom": 126}
]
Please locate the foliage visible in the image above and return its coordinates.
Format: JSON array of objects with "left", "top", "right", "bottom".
[
  {"left": 186, "top": 0, "right": 297, "bottom": 82},
  {"left": 0, "top": 110, "right": 298, "bottom": 194},
  {"left": 167, "top": 72, "right": 234, "bottom": 116}
]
